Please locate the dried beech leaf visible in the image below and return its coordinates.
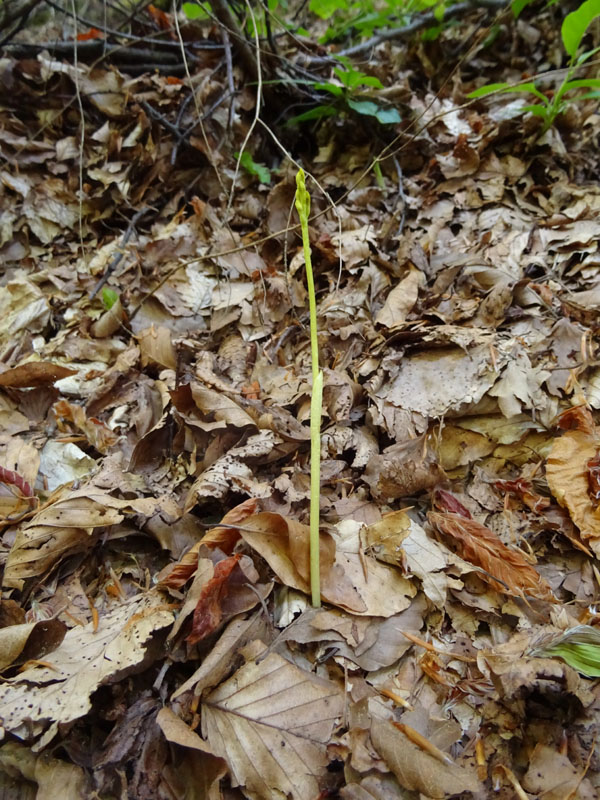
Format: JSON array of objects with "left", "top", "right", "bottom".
[
  {"left": 0, "top": 362, "right": 76, "bottom": 388},
  {"left": 0, "top": 592, "right": 174, "bottom": 739},
  {"left": 546, "top": 428, "right": 600, "bottom": 553},
  {"left": 202, "top": 643, "right": 344, "bottom": 800},
  {"left": 370, "top": 718, "right": 481, "bottom": 798},
  {"left": 239, "top": 512, "right": 415, "bottom": 615},
  {"left": 429, "top": 511, "right": 555, "bottom": 602}
]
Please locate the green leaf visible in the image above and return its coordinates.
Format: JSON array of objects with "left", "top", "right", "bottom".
[
  {"left": 236, "top": 151, "right": 272, "bottom": 184},
  {"left": 373, "top": 161, "right": 385, "bottom": 189},
  {"left": 309, "top": 0, "right": 347, "bottom": 20},
  {"left": 287, "top": 105, "right": 337, "bottom": 124},
  {"left": 434, "top": 2, "right": 445, "bottom": 21},
  {"left": 468, "top": 81, "right": 549, "bottom": 103},
  {"left": 421, "top": 24, "right": 443, "bottom": 41},
  {"left": 532, "top": 625, "right": 600, "bottom": 677},
  {"left": 558, "top": 78, "right": 600, "bottom": 91},
  {"left": 511, "top": 0, "right": 532, "bottom": 18},
  {"left": 521, "top": 104, "right": 551, "bottom": 117},
  {"left": 182, "top": 1, "right": 210, "bottom": 20},
  {"left": 333, "top": 67, "right": 383, "bottom": 90},
  {"left": 374, "top": 106, "right": 403, "bottom": 124},
  {"left": 467, "top": 82, "right": 511, "bottom": 98},
  {"left": 577, "top": 44, "right": 600, "bottom": 64},
  {"left": 562, "top": 0, "right": 600, "bottom": 59},
  {"left": 314, "top": 81, "right": 345, "bottom": 97},
  {"left": 346, "top": 98, "right": 401, "bottom": 123},
  {"left": 102, "top": 287, "right": 119, "bottom": 310},
  {"left": 346, "top": 98, "right": 381, "bottom": 116}
]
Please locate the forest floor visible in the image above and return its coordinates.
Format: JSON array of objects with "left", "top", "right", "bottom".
[{"left": 1, "top": 1, "right": 600, "bottom": 797}]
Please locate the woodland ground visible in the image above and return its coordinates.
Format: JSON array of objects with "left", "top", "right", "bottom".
[{"left": 0, "top": 0, "right": 600, "bottom": 797}]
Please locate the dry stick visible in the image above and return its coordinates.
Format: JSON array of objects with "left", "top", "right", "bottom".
[
  {"left": 305, "top": 0, "right": 508, "bottom": 65},
  {"left": 208, "top": 0, "right": 258, "bottom": 84},
  {"left": 0, "top": 0, "right": 43, "bottom": 32},
  {"left": 89, "top": 207, "right": 153, "bottom": 299},
  {"left": 226, "top": 0, "right": 262, "bottom": 219},
  {"left": 221, "top": 27, "right": 236, "bottom": 134},
  {"left": 70, "top": 0, "right": 86, "bottom": 264}
]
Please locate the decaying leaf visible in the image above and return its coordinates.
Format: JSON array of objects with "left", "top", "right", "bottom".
[
  {"left": 0, "top": 592, "right": 175, "bottom": 740},
  {"left": 4, "top": 488, "right": 161, "bottom": 589}
]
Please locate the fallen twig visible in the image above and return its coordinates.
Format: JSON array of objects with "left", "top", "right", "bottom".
[
  {"left": 303, "top": 0, "right": 508, "bottom": 65},
  {"left": 89, "top": 207, "right": 153, "bottom": 300}
]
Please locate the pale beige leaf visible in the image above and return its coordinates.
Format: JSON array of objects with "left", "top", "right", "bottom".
[
  {"left": 546, "top": 429, "right": 600, "bottom": 551},
  {"left": 137, "top": 325, "right": 177, "bottom": 369},
  {"left": 172, "top": 611, "right": 268, "bottom": 699},
  {"left": 0, "top": 592, "right": 174, "bottom": 739},
  {"left": 0, "top": 742, "right": 88, "bottom": 799},
  {"left": 370, "top": 718, "right": 481, "bottom": 798},
  {"left": 202, "top": 644, "right": 344, "bottom": 800},
  {"left": 375, "top": 267, "right": 424, "bottom": 328}
]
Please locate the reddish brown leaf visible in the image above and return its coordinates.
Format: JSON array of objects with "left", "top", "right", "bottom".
[
  {"left": 0, "top": 362, "right": 76, "bottom": 388},
  {"left": 147, "top": 3, "right": 172, "bottom": 30},
  {"left": 187, "top": 554, "right": 242, "bottom": 644},
  {"left": 76, "top": 27, "right": 103, "bottom": 41},
  {"left": 198, "top": 498, "right": 259, "bottom": 554},
  {"left": 495, "top": 478, "right": 551, "bottom": 513},
  {"left": 555, "top": 405, "right": 596, "bottom": 436},
  {"left": 428, "top": 511, "right": 556, "bottom": 602},
  {"left": 0, "top": 467, "right": 34, "bottom": 498},
  {"left": 432, "top": 489, "right": 472, "bottom": 518}
]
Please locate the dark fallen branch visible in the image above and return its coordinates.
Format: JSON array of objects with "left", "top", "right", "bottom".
[
  {"left": 89, "top": 206, "right": 153, "bottom": 300},
  {"left": 1, "top": 38, "right": 221, "bottom": 65},
  {"left": 302, "top": 0, "right": 508, "bottom": 65},
  {"left": 0, "top": 0, "right": 44, "bottom": 32}
]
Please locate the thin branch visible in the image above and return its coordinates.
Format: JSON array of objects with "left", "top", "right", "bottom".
[
  {"left": 0, "top": 0, "right": 44, "bottom": 32},
  {"left": 303, "top": 0, "right": 508, "bottom": 65},
  {"left": 89, "top": 207, "right": 153, "bottom": 299}
]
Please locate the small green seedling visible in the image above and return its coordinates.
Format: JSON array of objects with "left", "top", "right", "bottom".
[
  {"left": 291, "top": 64, "right": 402, "bottom": 125},
  {"left": 235, "top": 151, "right": 272, "bottom": 184},
  {"left": 101, "top": 287, "right": 119, "bottom": 310},
  {"left": 295, "top": 168, "right": 323, "bottom": 608},
  {"left": 468, "top": 0, "right": 600, "bottom": 134}
]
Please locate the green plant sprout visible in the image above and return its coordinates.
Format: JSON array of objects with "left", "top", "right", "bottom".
[
  {"left": 101, "top": 287, "right": 119, "bottom": 310},
  {"left": 290, "top": 64, "right": 402, "bottom": 125},
  {"left": 235, "top": 151, "right": 272, "bottom": 184},
  {"left": 295, "top": 169, "right": 323, "bottom": 608},
  {"left": 468, "top": 0, "right": 600, "bottom": 134},
  {"left": 309, "top": 0, "right": 444, "bottom": 42}
]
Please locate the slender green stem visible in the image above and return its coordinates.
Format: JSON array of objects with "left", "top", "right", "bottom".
[{"left": 295, "top": 168, "right": 322, "bottom": 607}]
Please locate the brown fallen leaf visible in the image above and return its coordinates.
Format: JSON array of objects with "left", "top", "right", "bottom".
[
  {"left": 0, "top": 592, "right": 175, "bottom": 740},
  {"left": 546, "top": 412, "right": 600, "bottom": 555},
  {"left": 202, "top": 640, "right": 344, "bottom": 800},
  {"left": 370, "top": 718, "right": 481, "bottom": 798},
  {"left": 428, "top": 510, "right": 556, "bottom": 602},
  {"left": 364, "top": 436, "right": 445, "bottom": 502},
  {"left": 0, "top": 361, "right": 76, "bottom": 388}
]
